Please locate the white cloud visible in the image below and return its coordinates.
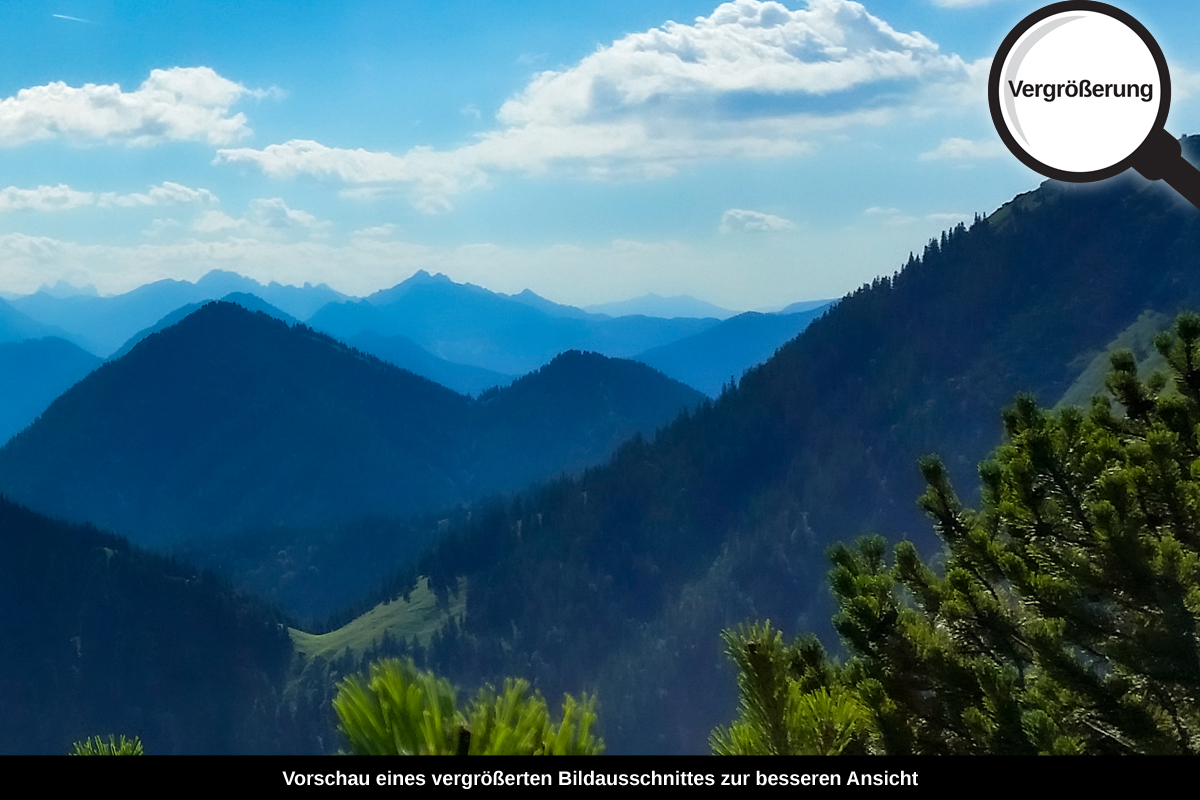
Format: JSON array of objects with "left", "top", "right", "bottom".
[
  {"left": 497, "top": 0, "right": 960, "bottom": 126},
  {"left": 0, "top": 67, "right": 268, "bottom": 147},
  {"left": 864, "top": 205, "right": 916, "bottom": 224},
  {"left": 98, "top": 182, "right": 218, "bottom": 208},
  {"left": 191, "top": 198, "right": 327, "bottom": 238},
  {"left": 864, "top": 206, "right": 969, "bottom": 226},
  {"left": 0, "top": 184, "right": 94, "bottom": 212},
  {"left": 217, "top": 0, "right": 979, "bottom": 210},
  {"left": 351, "top": 224, "right": 396, "bottom": 238},
  {"left": 919, "top": 136, "right": 1005, "bottom": 161},
  {"left": 720, "top": 208, "right": 795, "bottom": 232},
  {"left": 0, "top": 181, "right": 216, "bottom": 212}
]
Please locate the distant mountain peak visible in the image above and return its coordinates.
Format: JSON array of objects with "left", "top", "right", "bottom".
[
  {"left": 35, "top": 279, "right": 98, "bottom": 299},
  {"left": 585, "top": 293, "right": 737, "bottom": 320},
  {"left": 403, "top": 270, "right": 452, "bottom": 286}
]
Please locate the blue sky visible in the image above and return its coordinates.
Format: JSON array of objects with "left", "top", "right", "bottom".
[{"left": 2, "top": 0, "right": 1199, "bottom": 309}]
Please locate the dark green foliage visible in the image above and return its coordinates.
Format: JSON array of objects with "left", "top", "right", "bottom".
[
  {"left": 716, "top": 313, "right": 1200, "bottom": 754},
  {"left": 0, "top": 497, "right": 292, "bottom": 754},
  {"left": 70, "top": 735, "right": 144, "bottom": 755},
  {"left": 333, "top": 658, "right": 603, "bottom": 755},
  {"left": 170, "top": 515, "right": 441, "bottom": 628},
  {"left": 710, "top": 622, "right": 868, "bottom": 755}
]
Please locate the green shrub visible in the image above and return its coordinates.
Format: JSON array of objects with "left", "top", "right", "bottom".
[
  {"left": 70, "top": 735, "right": 144, "bottom": 755},
  {"left": 333, "top": 658, "right": 603, "bottom": 755}
]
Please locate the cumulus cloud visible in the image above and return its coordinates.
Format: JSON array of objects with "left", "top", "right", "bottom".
[
  {"left": 0, "top": 67, "right": 268, "bottom": 147},
  {"left": 0, "top": 181, "right": 217, "bottom": 212},
  {"left": 919, "top": 137, "right": 1005, "bottom": 161},
  {"left": 0, "top": 184, "right": 94, "bottom": 212},
  {"left": 99, "top": 182, "right": 219, "bottom": 207},
  {"left": 217, "top": 0, "right": 979, "bottom": 210},
  {"left": 720, "top": 208, "right": 795, "bottom": 232}
]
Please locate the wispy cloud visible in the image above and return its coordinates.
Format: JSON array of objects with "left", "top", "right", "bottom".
[
  {"left": 720, "top": 208, "right": 795, "bottom": 233},
  {"left": 0, "top": 67, "right": 272, "bottom": 147},
  {"left": 351, "top": 224, "right": 396, "bottom": 238},
  {"left": 51, "top": 13, "right": 98, "bottom": 24},
  {"left": 863, "top": 206, "right": 970, "bottom": 226},
  {"left": 217, "top": 0, "right": 981, "bottom": 211},
  {"left": 0, "top": 182, "right": 217, "bottom": 212},
  {"left": 864, "top": 206, "right": 916, "bottom": 224},
  {"left": 919, "top": 137, "right": 1005, "bottom": 161}
]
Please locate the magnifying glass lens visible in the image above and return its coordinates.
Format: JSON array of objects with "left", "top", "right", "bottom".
[{"left": 997, "top": 10, "right": 1163, "bottom": 175}]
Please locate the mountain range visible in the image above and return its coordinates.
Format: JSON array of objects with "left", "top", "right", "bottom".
[
  {"left": 7, "top": 270, "right": 348, "bottom": 357},
  {"left": 0, "top": 302, "right": 704, "bottom": 546}
]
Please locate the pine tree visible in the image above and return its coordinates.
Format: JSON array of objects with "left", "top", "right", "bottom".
[
  {"left": 715, "top": 312, "right": 1200, "bottom": 755},
  {"left": 332, "top": 658, "right": 604, "bottom": 755},
  {"left": 69, "top": 735, "right": 144, "bottom": 755}
]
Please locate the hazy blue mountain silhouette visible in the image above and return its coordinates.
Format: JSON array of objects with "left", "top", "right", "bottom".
[
  {"left": 505, "top": 287, "right": 603, "bottom": 320},
  {"left": 0, "top": 337, "right": 101, "bottom": 445},
  {"left": 634, "top": 305, "right": 832, "bottom": 396},
  {"left": 0, "top": 298, "right": 74, "bottom": 345},
  {"left": 308, "top": 270, "right": 720, "bottom": 374},
  {"left": 347, "top": 329, "right": 514, "bottom": 396},
  {"left": 776, "top": 298, "right": 837, "bottom": 314},
  {"left": 586, "top": 293, "right": 738, "bottom": 320},
  {"left": 8, "top": 270, "right": 345, "bottom": 356},
  {"left": 108, "top": 292, "right": 299, "bottom": 361}
]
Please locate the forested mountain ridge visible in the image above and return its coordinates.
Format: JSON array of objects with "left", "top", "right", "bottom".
[
  {"left": 0, "top": 496, "right": 291, "bottom": 754},
  {"left": 359, "top": 137, "right": 1200, "bottom": 754},
  {"left": 0, "top": 302, "right": 703, "bottom": 545}
]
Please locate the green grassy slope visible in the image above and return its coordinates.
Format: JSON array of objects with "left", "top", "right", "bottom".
[
  {"left": 290, "top": 577, "right": 465, "bottom": 661},
  {"left": 1056, "top": 310, "right": 1172, "bottom": 409}
]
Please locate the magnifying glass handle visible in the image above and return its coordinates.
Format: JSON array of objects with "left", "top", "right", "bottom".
[{"left": 1131, "top": 128, "right": 1200, "bottom": 210}]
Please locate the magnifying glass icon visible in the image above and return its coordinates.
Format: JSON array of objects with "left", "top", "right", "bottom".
[{"left": 989, "top": 1, "right": 1200, "bottom": 210}]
